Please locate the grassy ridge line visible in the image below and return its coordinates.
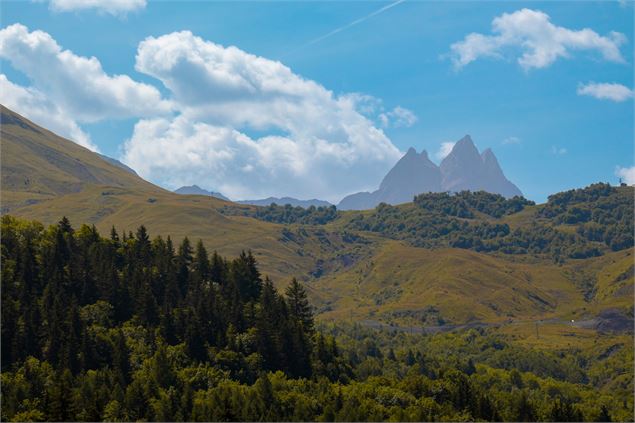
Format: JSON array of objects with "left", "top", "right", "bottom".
[
  {"left": 0, "top": 106, "right": 164, "bottom": 211},
  {"left": 313, "top": 241, "right": 633, "bottom": 326},
  {"left": 2, "top": 105, "right": 633, "bottom": 331},
  {"left": 312, "top": 240, "right": 585, "bottom": 324}
]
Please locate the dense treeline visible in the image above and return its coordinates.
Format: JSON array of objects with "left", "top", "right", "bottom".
[
  {"left": 539, "top": 183, "right": 633, "bottom": 251},
  {"left": 221, "top": 203, "right": 339, "bottom": 225},
  {"left": 414, "top": 191, "right": 534, "bottom": 219},
  {"left": 1, "top": 215, "right": 318, "bottom": 379},
  {"left": 347, "top": 184, "right": 633, "bottom": 261},
  {"left": 1, "top": 216, "right": 632, "bottom": 422}
]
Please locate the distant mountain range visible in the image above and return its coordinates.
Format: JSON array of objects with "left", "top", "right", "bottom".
[
  {"left": 173, "top": 186, "right": 332, "bottom": 208},
  {"left": 97, "top": 153, "right": 138, "bottom": 176},
  {"left": 338, "top": 135, "right": 522, "bottom": 210},
  {"left": 2, "top": 104, "right": 632, "bottom": 337},
  {"left": 174, "top": 185, "right": 229, "bottom": 201},
  {"left": 238, "top": 197, "right": 333, "bottom": 208}
]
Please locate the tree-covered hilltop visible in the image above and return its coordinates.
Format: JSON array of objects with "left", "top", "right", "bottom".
[
  {"left": 413, "top": 191, "right": 534, "bottom": 219},
  {"left": 221, "top": 203, "right": 339, "bottom": 225},
  {"left": 346, "top": 184, "right": 633, "bottom": 260},
  {"left": 1, "top": 216, "right": 633, "bottom": 422}
]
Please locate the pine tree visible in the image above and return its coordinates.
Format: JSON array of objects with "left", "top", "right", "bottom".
[
  {"left": 47, "top": 368, "right": 75, "bottom": 421},
  {"left": 210, "top": 251, "right": 226, "bottom": 284},
  {"left": 184, "top": 310, "right": 207, "bottom": 362},
  {"left": 152, "top": 343, "right": 176, "bottom": 389},
  {"left": 61, "top": 297, "right": 82, "bottom": 374},
  {"left": 284, "top": 278, "right": 314, "bottom": 377},
  {"left": 255, "top": 277, "right": 286, "bottom": 371},
  {"left": 231, "top": 250, "right": 262, "bottom": 302},
  {"left": 110, "top": 226, "right": 120, "bottom": 243},
  {"left": 597, "top": 405, "right": 612, "bottom": 422},
  {"left": 79, "top": 324, "right": 96, "bottom": 372},
  {"left": 255, "top": 373, "right": 277, "bottom": 420},
  {"left": 113, "top": 328, "right": 131, "bottom": 387},
  {"left": 285, "top": 278, "right": 314, "bottom": 335},
  {"left": 193, "top": 239, "right": 210, "bottom": 286},
  {"left": 177, "top": 237, "right": 193, "bottom": 297}
]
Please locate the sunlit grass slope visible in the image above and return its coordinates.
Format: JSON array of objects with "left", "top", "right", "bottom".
[
  {"left": 312, "top": 241, "right": 589, "bottom": 324},
  {"left": 2, "top": 105, "right": 632, "bottom": 332}
]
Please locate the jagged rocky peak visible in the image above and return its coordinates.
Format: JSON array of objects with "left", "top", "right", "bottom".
[
  {"left": 338, "top": 135, "right": 523, "bottom": 210},
  {"left": 442, "top": 135, "right": 481, "bottom": 164},
  {"left": 481, "top": 147, "right": 497, "bottom": 162}
]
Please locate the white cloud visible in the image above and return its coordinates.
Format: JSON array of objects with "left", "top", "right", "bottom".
[
  {"left": 124, "top": 31, "right": 402, "bottom": 201},
  {"left": 435, "top": 141, "right": 456, "bottom": 161},
  {"left": 551, "top": 146, "right": 567, "bottom": 155},
  {"left": 0, "top": 24, "right": 171, "bottom": 123},
  {"left": 47, "top": 0, "right": 146, "bottom": 16},
  {"left": 379, "top": 106, "right": 418, "bottom": 128},
  {"left": 577, "top": 82, "right": 633, "bottom": 102},
  {"left": 450, "top": 8, "right": 626, "bottom": 70},
  {"left": 343, "top": 93, "right": 416, "bottom": 129},
  {"left": 124, "top": 115, "right": 399, "bottom": 203},
  {"left": 502, "top": 136, "right": 521, "bottom": 145},
  {"left": 615, "top": 166, "right": 635, "bottom": 185},
  {"left": 0, "top": 74, "right": 98, "bottom": 151}
]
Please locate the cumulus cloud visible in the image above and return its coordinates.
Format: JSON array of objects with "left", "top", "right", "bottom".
[
  {"left": 450, "top": 8, "right": 626, "bottom": 70},
  {"left": 435, "top": 141, "right": 456, "bottom": 161},
  {"left": 0, "top": 24, "right": 171, "bottom": 123},
  {"left": 124, "top": 31, "right": 402, "bottom": 201},
  {"left": 0, "top": 74, "right": 98, "bottom": 151},
  {"left": 343, "top": 93, "right": 416, "bottom": 129},
  {"left": 379, "top": 106, "right": 418, "bottom": 128},
  {"left": 577, "top": 82, "right": 633, "bottom": 102},
  {"left": 0, "top": 23, "right": 172, "bottom": 151},
  {"left": 47, "top": 0, "right": 146, "bottom": 16},
  {"left": 615, "top": 166, "right": 635, "bottom": 185},
  {"left": 502, "top": 136, "right": 521, "bottom": 145},
  {"left": 551, "top": 146, "right": 567, "bottom": 155}
]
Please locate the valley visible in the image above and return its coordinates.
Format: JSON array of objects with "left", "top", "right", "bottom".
[
  {"left": 2, "top": 105, "right": 632, "bottom": 334},
  {"left": 1, "top": 105, "right": 633, "bottom": 422}
]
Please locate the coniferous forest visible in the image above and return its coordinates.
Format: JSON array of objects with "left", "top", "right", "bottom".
[{"left": 1, "top": 215, "right": 633, "bottom": 422}]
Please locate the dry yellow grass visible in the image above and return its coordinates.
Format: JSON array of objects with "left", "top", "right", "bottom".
[
  {"left": 2, "top": 106, "right": 633, "bottom": 336},
  {"left": 312, "top": 241, "right": 591, "bottom": 325}
]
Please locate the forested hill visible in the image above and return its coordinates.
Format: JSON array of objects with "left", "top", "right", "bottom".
[
  {"left": 343, "top": 183, "right": 633, "bottom": 260},
  {"left": 1, "top": 216, "right": 633, "bottom": 422}
]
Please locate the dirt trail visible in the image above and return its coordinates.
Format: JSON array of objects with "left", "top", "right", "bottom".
[{"left": 361, "top": 313, "right": 633, "bottom": 335}]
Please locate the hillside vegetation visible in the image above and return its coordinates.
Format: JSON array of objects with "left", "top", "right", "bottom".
[
  {"left": 0, "top": 106, "right": 161, "bottom": 212},
  {"left": 1, "top": 106, "right": 633, "bottom": 330},
  {"left": 2, "top": 216, "right": 632, "bottom": 422},
  {"left": 344, "top": 185, "right": 632, "bottom": 261}
]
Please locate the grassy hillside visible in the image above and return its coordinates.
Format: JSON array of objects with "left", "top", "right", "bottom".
[
  {"left": 312, "top": 241, "right": 580, "bottom": 324},
  {"left": 1, "top": 106, "right": 632, "bottom": 336},
  {"left": 0, "top": 106, "right": 331, "bottom": 283},
  {"left": 0, "top": 106, "right": 163, "bottom": 212}
]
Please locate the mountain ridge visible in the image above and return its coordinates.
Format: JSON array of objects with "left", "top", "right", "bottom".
[
  {"left": 338, "top": 135, "right": 522, "bottom": 210},
  {"left": 174, "top": 185, "right": 230, "bottom": 201},
  {"left": 238, "top": 197, "right": 333, "bottom": 208},
  {"left": 2, "top": 105, "right": 631, "bottom": 331}
]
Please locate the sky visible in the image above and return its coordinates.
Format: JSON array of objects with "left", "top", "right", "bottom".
[{"left": 1, "top": 0, "right": 633, "bottom": 203}]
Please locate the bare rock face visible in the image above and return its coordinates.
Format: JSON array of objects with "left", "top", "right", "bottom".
[
  {"left": 440, "top": 135, "right": 522, "bottom": 198},
  {"left": 338, "top": 147, "right": 441, "bottom": 210},
  {"left": 338, "top": 135, "right": 522, "bottom": 210}
]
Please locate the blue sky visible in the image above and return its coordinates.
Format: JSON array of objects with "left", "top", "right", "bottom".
[{"left": 1, "top": 0, "right": 633, "bottom": 203}]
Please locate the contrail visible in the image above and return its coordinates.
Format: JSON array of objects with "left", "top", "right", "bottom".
[{"left": 286, "top": 0, "right": 406, "bottom": 57}]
